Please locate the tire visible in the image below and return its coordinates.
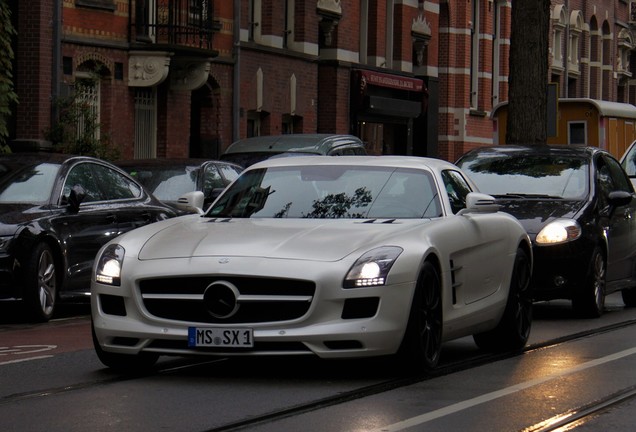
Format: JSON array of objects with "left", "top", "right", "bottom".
[
  {"left": 91, "top": 321, "right": 159, "bottom": 373},
  {"left": 473, "top": 247, "right": 532, "bottom": 352},
  {"left": 23, "top": 243, "right": 58, "bottom": 322},
  {"left": 621, "top": 288, "right": 636, "bottom": 307},
  {"left": 396, "top": 261, "right": 443, "bottom": 372},
  {"left": 572, "top": 247, "right": 605, "bottom": 318}
]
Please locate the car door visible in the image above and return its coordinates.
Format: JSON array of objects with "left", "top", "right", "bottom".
[
  {"left": 441, "top": 169, "right": 510, "bottom": 305},
  {"left": 597, "top": 155, "right": 636, "bottom": 283},
  {"left": 53, "top": 161, "right": 121, "bottom": 292},
  {"left": 89, "top": 163, "right": 166, "bottom": 235}
]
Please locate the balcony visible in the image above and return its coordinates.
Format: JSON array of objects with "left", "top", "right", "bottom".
[
  {"left": 128, "top": 0, "right": 220, "bottom": 90},
  {"left": 131, "top": 0, "right": 220, "bottom": 53}
]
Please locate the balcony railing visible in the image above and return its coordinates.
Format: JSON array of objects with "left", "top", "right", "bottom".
[{"left": 132, "top": 0, "right": 217, "bottom": 50}]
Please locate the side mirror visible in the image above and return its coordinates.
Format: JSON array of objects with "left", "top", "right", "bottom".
[
  {"left": 177, "top": 191, "right": 205, "bottom": 214},
  {"left": 457, "top": 192, "right": 499, "bottom": 215},
  {"left": 608, "top": 190, "right": 633, "bottom": 208},
  {"left": 67, "top": 185, "right": 86, "bottom": 213}
]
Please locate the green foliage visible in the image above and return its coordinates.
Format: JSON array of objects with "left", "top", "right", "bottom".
[
  {"left": 45, "top": 80, "right": 120, "bottom": 161},
  {"left": 0, "top": 0, "right": 18, "bottom": 152}
]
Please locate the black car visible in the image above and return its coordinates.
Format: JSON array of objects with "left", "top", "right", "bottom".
[
  {"left": 0, "top": 153, "right": 179, "bottom": 321},
  {"left": 456, "top": 145, "right": 636, "bottom": 317},
  {"left": 116, "top": 158, "right": 243, "bottom": 211}
]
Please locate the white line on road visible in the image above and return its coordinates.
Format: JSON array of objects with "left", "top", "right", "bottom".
[{"left": 370, "top": 346, "right": 636, "bottom": 432}]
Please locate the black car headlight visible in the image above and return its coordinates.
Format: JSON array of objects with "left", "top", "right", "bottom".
[
  {"left": 95, "top": 244, "right": 125, "bottom": 286},
  {"left": 344, "top": 246, "right": 403, "bottom": 288},
  {"left": 536, "top": 219, "right": 581, "bottom": 245},
  {"left": 0, "top": 236, "right": 13, "bottom": 253}
]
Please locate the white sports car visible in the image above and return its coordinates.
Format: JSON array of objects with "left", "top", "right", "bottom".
[{"left": 91, "top": 156, "right": 533, "bottom": 371}]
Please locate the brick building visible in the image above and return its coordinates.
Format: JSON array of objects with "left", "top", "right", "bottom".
[{"left": 6, "top": 1, "right": 636, "bottom": 162}]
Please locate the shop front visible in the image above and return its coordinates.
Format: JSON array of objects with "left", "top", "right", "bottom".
[{"left": 351, "top": 69, "right": 428, "bottom": 155}]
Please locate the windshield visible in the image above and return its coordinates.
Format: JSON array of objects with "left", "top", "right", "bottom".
[
  {"left": 0, "top": 162, "right": 59, "bottom": 203},
  {"left": 127, "top": 166, "right": 198, "bottom": 201},
  {"left": 207, "top": 165, "right": 441, "bottom": 219},
  {"left": 458, "top": 155, "right": 589, "bottom": 199}
]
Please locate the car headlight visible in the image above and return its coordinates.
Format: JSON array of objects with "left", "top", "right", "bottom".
[
  {"left": 344, "top": 246, "right": 403, "bottom": 288},
  {"left": 535, "top": 219, "right": 581, "bottom": 245},
  {"left": 95, "top": 244, "right": 125, "bottom": 286},
  {"left": 0, "top": 236, "right": 13, "bottom": 253}
]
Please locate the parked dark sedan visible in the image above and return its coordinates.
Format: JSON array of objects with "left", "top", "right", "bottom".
[
  {"left": 0, "top": 152, "right": 179, "bottom": 321},
  {"left": 456, "top": 145, "right": 636, "bottom": 317},
  {"left": 116, "top": 158, "right": 243, "bottom": 211}
]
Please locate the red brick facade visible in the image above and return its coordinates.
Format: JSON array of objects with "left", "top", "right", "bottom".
[{"left": 8, "top": 1, "right": 636, "bottom": 162}]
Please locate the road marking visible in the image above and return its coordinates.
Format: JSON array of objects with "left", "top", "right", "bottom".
[
  {"left": 0, "top": 355, "right": 54, "bottom": 366},
  {"left": 371, "top": 346, "right": 636, "bottom": 432}
]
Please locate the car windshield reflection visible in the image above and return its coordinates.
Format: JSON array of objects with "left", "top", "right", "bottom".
[
  {"left": 460, "top": 155, "right": 589, "bottom": 199},
  {"left": 207, "top": 165, "right": 442, "bottom": 219},
  {"left": 0, "top": 163, "right": 59, "bottom": 203}
]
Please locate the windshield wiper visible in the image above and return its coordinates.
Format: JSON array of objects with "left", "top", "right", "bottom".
[{"left": 492, "top": 193, "right": 563, "bottom": 199}]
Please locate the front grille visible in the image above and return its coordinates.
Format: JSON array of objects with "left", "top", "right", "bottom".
[
  {"left": 147, "top": 339, "right": 311, "bottom": 353},
  {"left": 139, "top": 276, "right": 315, "bottom": 324}
]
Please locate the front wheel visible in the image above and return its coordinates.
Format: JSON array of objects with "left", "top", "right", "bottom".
[
  {"left": 572, "top": 247, "right": 605, "bottom": 318},
  {"left": 396, "top": 261, "right": 443, "bottom": 372},
  {"left": 23, "top": 243, "right": 58, "bottom": 322},
  {"left": 473, "top": 247, "right": 532, "bottom": 352}
]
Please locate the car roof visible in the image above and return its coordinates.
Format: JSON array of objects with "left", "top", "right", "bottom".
[
  {"left": 0, "top": 152, "right": 100, "bottom": 164},
  {"left": 457, "top": 144, "right": 608, "bottom": 162},
  {"left": 247, "top": 155, "right": 459, "bottom": 171},
  {"left": 222, "top": 134, "right": 365, "bottom": 155},
  {"left": 115, "top": 158, "right": 241, "bottom": 169}
]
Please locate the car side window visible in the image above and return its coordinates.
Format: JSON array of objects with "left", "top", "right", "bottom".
[
  {"left": 91, "top": 164, "right": 142, "bottom": 200},
  {"left": 63, "top": 163, "right": 104, "bottom": 203},
  {"left": 441, "top": 170, "right": 473, "bottom": 214},
  {"left": 603, "top": 155, "right": 632, "bottom": 193}
]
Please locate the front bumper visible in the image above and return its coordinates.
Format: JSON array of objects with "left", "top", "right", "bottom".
[
  {"left": 92, "top": 256, "right": 417, "bottom": 359},
  {"left": 530, "top": 239, "right": 594, "bottom": 301}
]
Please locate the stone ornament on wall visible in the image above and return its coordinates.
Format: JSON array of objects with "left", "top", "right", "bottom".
[
  {"left": 170, "top": 58, "right": 212, "bottom": 91},
  {"left": 128, "top": 51, "right": 172, "bottom": 87}
]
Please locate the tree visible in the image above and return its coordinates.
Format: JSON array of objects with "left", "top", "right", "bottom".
[
  {"left": 506, "top": 0, "right": 551, "bottom": 145},
  {"left": 0, "top": 0, "right": 18, "bottom": 152}
]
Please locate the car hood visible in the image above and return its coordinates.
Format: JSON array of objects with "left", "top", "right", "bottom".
[
  {"left": 138, "top": 218, "right": 425, "bottom": 261},
  {"left": 495, "top": 198, "right": 584, "bottom": 234},
  {"left": 0, "top": 204, "right": 48, "bottom": 235}
]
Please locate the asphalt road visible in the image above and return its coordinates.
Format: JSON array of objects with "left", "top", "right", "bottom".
[{"left": 1, "top": 293, "right": 636, "bottom": 432}]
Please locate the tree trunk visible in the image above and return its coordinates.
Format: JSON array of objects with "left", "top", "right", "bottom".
[{"left": 506, "top": 0, "right": 551, "bottom": 145}]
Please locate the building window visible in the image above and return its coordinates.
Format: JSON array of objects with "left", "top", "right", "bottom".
[
  {"left": 134, "top": 88, "right": 157, "bottom": 158},
  {"left": 75, "top": 0, "right": 116, "bottom": 11},
  {"left": 551, "top": 8, "right": 565, "bottom": 71},
  {"left": 248, "top": 0, "right": 261, "bottom": 42},
  {"left": 385, "top": 0, "right": 394, "bottom": 69},
  {"left": 360, "top": 0, "right": 369, "bottom": 64},
  {"left": 247, "top": 111, "right": 261, "bottom": 137},
  {"left": 568, "top": 121, "right": 587, "bottom": 145},
  {"left": 470, "top": 0, "right": 480, "bottom": 109},
  {"left": 74, "top": 75, "right": 100, "bottom": 141},
  {"left": 284, "top": 0, "right": 293, "bottom": 48},
  {"left": 282, "top": 114, "right": 302, "bottom": 134}
]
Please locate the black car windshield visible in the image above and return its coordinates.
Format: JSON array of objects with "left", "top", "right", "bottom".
[
  {"left": 0, "top": 162, "right": 59, "bottom": 203},
  {"left": 207, "top": 165, "right": 442, "bottom": 219},
  {"left": 459, "top": 155, "right": 589, "bottom": 199}
]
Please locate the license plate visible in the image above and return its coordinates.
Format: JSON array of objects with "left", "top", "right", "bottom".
[{"left": 188, "top": 327, "right": 254, "bottom": 348}]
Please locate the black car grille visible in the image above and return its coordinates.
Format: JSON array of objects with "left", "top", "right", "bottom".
[{"left": 139, "top": 276, "right": 315, "bottom": 324}]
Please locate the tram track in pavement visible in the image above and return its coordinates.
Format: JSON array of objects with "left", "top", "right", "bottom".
[{"left": 2, "top": 317, "right": 636, "bottom": 431}]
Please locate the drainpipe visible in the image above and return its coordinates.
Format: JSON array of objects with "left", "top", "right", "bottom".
[
  {"left": 564, "top": 0, "right": 569, "bottom": 98},
  {"left": 232, "top": 0, "right": 240, "bottom": 142},
  {"left": 52, "top": 0, "right": 61, "bottom": 129}
]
